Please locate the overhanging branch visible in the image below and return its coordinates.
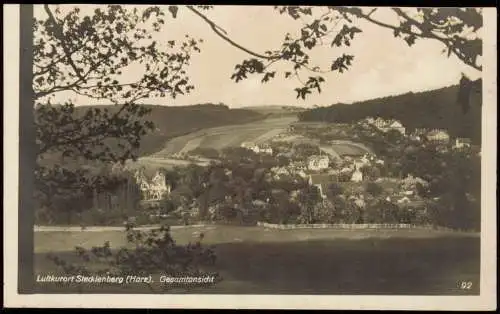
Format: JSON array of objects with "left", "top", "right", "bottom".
[
  {"left": 352, "top": 7, "right": 482, "bottom": 71},
  {"left": 43, "top": 4, "right": 89, "bottom": 86},
  {"left": 187, "top": 6, "right": 275, "bottom": 60}
]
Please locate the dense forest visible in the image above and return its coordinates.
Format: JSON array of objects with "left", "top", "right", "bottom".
[{"left": 298, "top": 80, "right": 482, "bottom": 144}]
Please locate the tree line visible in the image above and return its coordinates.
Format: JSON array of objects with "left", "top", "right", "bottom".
[{"left": 298, "top": 80, "right": 482, "bottom": 144}]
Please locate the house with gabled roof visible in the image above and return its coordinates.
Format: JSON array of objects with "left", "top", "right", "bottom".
[
  {"left": 241, "top": 142, "right": 273, "bottom": 155},
  {"left": 134, "top": 168, "right": 171, "bottom": 201},
  {"left": 351, "top": 168, "right": 363, "bottom": 182},
  {"left": 386, "top": 120, "right": 406, "bottom": 135},
  {"left": 307, "top": 155, "right": 330, "bottom": 171},
  {"left": 426, "top": 129, "right": 450, "bottom": 143}
]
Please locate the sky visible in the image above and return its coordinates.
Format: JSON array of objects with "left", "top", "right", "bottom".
[{"left": 35, "top": 5, "right": 482, "bottom": 108}]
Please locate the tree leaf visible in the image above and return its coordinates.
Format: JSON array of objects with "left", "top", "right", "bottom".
[{"left": 168, "top": 6, "right": 178, "bottom": 19}]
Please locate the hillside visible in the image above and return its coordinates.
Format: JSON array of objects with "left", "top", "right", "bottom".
[
  {"left": 298, "top": 80, "right": 482, "bottom": 144},
  {"left": 73, "top": 103, "right": 266, "bottom": 156},
  {"left": 150, "top": 116, "right": 297, "bottom": 158},
  {"left": 241, "top": 105, "right": 306, "bottom": 117}
]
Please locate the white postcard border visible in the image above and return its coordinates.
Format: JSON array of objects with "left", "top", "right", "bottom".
[{"left": 3, "top": 5, "right": 497, "bottom": 310}]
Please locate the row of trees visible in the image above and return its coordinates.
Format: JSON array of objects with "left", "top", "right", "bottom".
[{"left": 35, "top": 163, "right": 144, "bottom": 225}]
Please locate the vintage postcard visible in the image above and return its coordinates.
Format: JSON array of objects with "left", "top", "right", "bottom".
[{"left": 3, "top": 4, "right": 497, "bottom": 310}]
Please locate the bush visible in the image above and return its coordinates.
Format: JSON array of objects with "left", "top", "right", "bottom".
[
  {"left": 338, "top": 172, "right": 351, "bottom": 182},
  {"left": 327, "top": 183, "right": 344, "bottom": 198},
  {"left": 415, "top": 182, "right": 429, "bottom": 197},
  {"left": 313, "top": 201, "right": 339, "bottom": 224},
  {"left": 360, "top": 165, "right": 381, "bottom": 180},
  {"left": 211, "top": 205, "right": 242, "bottom": 224},
  {"left": 48, "top": 224, "right": 221, "bottom": 292},
  {"left": 364, "top": 181, "right": 384, "bottom": 197},
  {"left": 427, "top": 197, "right": 480, "bottom": 231},
  {"left": 264, "top": 200, "right": 301, "bottom": 224},
  {"left": 159, "top": 198, "right": 177, "bottom": 214}
]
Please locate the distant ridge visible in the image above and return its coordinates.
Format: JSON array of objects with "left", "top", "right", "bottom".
[{"left": 241, "top": 105, "right": 307, "bottom": 116}]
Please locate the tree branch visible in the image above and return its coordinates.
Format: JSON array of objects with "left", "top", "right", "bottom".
[
  {"left": 392, "top": 8, "right": 482, "bottom": 71},
  {"left": 44, "top": 5, "right": 89, "bottom": 84},
  {"left": 186, "top": 6, "right": 274, "bottom": 60},
  {"left": 352, "top": 7, "right": 481, "bottom": 71},
  {"left": 38, "top": 101, "right": 136, "bottom": 156},
  {"left": 187, "top": 6, "right": 336, "bottom": 76}
]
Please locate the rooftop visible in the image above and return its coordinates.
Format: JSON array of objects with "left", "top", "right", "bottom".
[
  {"left": 309, "top": 174, "right": 335, "bottom": 185},
  {"left": 456, "top": 137, "right": 472, "bottom": 143},
  {"left": 308, "top": 155, "right": 329, "bottom": 161}
]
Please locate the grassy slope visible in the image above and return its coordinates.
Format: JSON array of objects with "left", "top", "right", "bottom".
[
  {"left": 152, "top": 116, "right": 297, "bottom": 157},
  {"left": 70, "top": 104, "right": 265, "bottom": 157},
  {"left": 34, "top": 227, "right": 479, "bottom": 295},
  {"left": 139, "top": 104, "right": 266, "bottom": 155}
]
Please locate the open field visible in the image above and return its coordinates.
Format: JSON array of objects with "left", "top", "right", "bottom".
[
  {"left": 34, "top": 226, "right": 479, "bottom": 295},
  {"left": 329, "top": 140, "right": 373, "bottom": 154},
  {"left": 147, "top": 116, "right": 371, "bottom": 160},
  {"left": 152, "top": 117, "right": 297, "bottom": 157},
  {"left": 327, "top": 143, "right": 367, "bottom": 156},
  {"left": 126, "top": 156, "right": 211, "bottom": 171}
]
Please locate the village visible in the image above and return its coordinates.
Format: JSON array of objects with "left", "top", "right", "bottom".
[{"left": 118, "top": 115, "right": 476, "bottom": 228}]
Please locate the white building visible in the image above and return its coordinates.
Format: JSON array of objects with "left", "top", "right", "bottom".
[
  {"left": 259, "top": 146, "right": 273, "bottom": 155},
  {"left": 370, "top": 118, "right": 406, "bottom": 135},
  {"left": 386, "top": 120, "right": 406, "bottom": 135},
  {"left": 351, "top": 168, "right": 363, "bottom": 182},
  {"left": 150, "top": 171, "right": 171, "bottom": 200},
  {"left": 372, "top": 118, "right": 387, "bottom": 129},
  {"left": 307, "top": 155, "right": 330, "bottom": 171},
  {"left": 365, "top": 117, "right": 376, "bottom": 124},
  {"left": 375, "top": 159, "right": 385, "bottom": 166},
  {"left": 397, "top": 196, "right": 411, "bottom": 204},
  {"left": 241, "top": 142, "right": 273, "bottom": 155},
  {"left": 340, "top": 167, "right": 353, "bottom": 174},
  {"left": 401, "top": 174, "right": 429, "bottom": 189},
  {"left": 134, "top": 169, "right": 171, "bottom": 201},
  {"left": 453, "top": 137, "right": 472, "bottom": 149},
  {"left": 360, "top": 154, "right": 372, "bottom": 165},
  {"left": 426, "top": 129, "right": 450, "bottom": 143},
  {"left": 349, "top": 194, "right": 366, "bottom": 208}
]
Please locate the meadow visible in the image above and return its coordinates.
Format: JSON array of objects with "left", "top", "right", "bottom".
[
  {"left": 34, "top": 226, "right": 480, "bottom": 295},
  {"left": 152, "top": 117, "right": 296, "bottom": 157},
  {"left": 147, "top": 116, "right": 371, "bottom": 159}
]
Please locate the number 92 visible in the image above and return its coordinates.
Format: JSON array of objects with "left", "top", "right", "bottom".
[{"left": 459, "top": 281, "right": 473, "bottom": 290}]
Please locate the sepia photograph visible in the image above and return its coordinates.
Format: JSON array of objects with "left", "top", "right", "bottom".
[{"left": 3, "top": 4, "right": 497, "bottom": 310}]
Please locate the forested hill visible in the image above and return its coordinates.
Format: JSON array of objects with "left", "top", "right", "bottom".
[
  {"left": 298, "top": 80, "right": 482, "bottom": 144},
  {"left": 74, "top": 103, "right": 265, "bottom": 156}
]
